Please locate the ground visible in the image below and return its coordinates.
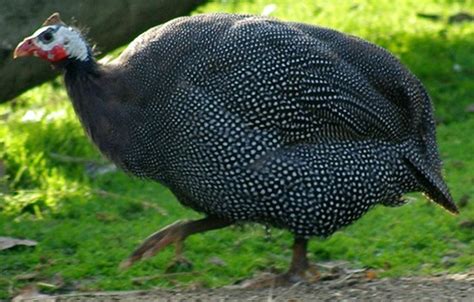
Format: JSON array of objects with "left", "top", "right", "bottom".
[
  {"left": 13, "top": 271, "right": 474, "bottom": 301},
  {"left": 1, "top": 0, "right": 474, "bottom": 301}
]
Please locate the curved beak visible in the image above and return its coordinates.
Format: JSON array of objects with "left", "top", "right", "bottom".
[{"left": 13, "top": 37, "right": 38, "bottom": 59}]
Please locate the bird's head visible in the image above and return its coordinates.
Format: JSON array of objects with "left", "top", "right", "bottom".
[{"left": 14, "top": 13, "right": 90, "bottom": 63}]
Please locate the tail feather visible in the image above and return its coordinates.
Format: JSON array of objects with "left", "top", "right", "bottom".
[{"left": 404, "top": 156, "right": 458, "bottom": 214}]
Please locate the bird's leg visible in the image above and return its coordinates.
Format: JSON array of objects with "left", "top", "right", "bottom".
[
  {"left": 240, "top": 237, "right": 319, "bottom": 288},
  {"left": 165, "top": 238, "right": 192, "bottom": 272},
  {"left": 120, "top": 216, "right": 232, "bottom": 269},
  {"left": 286, "top": 238, "right": 319, "bottom": 282}
]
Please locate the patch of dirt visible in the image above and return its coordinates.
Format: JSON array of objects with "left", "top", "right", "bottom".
[{"left": 14, "top": 272, "right": 474, "bottom": 302}]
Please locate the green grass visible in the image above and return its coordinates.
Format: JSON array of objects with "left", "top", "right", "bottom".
[{"left": 1, "top": 0, "right": 473, "bottom": 299}]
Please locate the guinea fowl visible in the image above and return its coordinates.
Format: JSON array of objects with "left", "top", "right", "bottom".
[{"left": 15, "top": 13, "right": 457, "bottom": 286}]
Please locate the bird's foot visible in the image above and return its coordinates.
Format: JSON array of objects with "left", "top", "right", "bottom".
[
  {"left": 120, "top": 217, "right": 232, "bottom": 269},
  {"left": 238, "top": 264, "right": 320, "bottom": 288},
  {"left": 120, "top": 220, "right": 188, "bottom": 269}
]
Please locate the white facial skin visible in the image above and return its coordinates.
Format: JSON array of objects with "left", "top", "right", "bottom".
[{"left": 32, "top": 25, "right": 89, "bottom": 61}]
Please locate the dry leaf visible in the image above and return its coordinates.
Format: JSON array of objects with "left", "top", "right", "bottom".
[
  {"left": 208, "top": 256, "right": 226, "bottom": 267},
  {"left": 366, "top": 270, "right": 378, "bottom": 280},
  {"left": 14, "top": 272, "right": 39, "bottom": 281},
  {"left": 0, "top": 236, "right": 38, "bottom": 251},
  {"left": 316, "top": 260, "right": 351, "bottom": 273},
  {"left": 11, "top": 285, "right": 54, "bottom": 302},
  {"left": 465, "top": 104, "right": 474, "bottom": 113}
]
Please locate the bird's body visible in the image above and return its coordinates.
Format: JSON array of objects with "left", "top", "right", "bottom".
[{"left": 15, "top": 13, "right": 457, "bottom": 284}]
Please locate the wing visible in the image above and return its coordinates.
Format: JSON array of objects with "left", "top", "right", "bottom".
[
  {"left": 289, "top": 22, "right": 441, "bottom": 168},
  {"left": 125, "top": 14, "right": 441, "bottom": 168},
  {"left": 181, "top": 16, "right": 432, "bottom": 149}
]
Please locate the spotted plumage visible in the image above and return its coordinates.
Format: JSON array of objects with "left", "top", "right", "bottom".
[
  {"left": 111, "top": 14, "right": 457, "bottom": 233},
  {"left": 16, "top": 13, "right": 457, "bottom": 281}
]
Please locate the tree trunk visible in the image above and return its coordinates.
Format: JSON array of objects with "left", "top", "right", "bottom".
[{"left": 0, "top": 0, "right": 203, "bottom": 102}]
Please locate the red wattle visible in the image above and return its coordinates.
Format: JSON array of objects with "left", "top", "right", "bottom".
[{"left": 49, "top": 45, "right": 68, "bottom": 62}]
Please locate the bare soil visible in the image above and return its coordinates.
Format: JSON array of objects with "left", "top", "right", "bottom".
[{"left": 13, "top": 271, "right": 474, "bottom": 302}]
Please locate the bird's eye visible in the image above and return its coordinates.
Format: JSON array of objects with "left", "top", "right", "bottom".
[{"left": 40, "top": 31, "right": 54, "bottom": 43}]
